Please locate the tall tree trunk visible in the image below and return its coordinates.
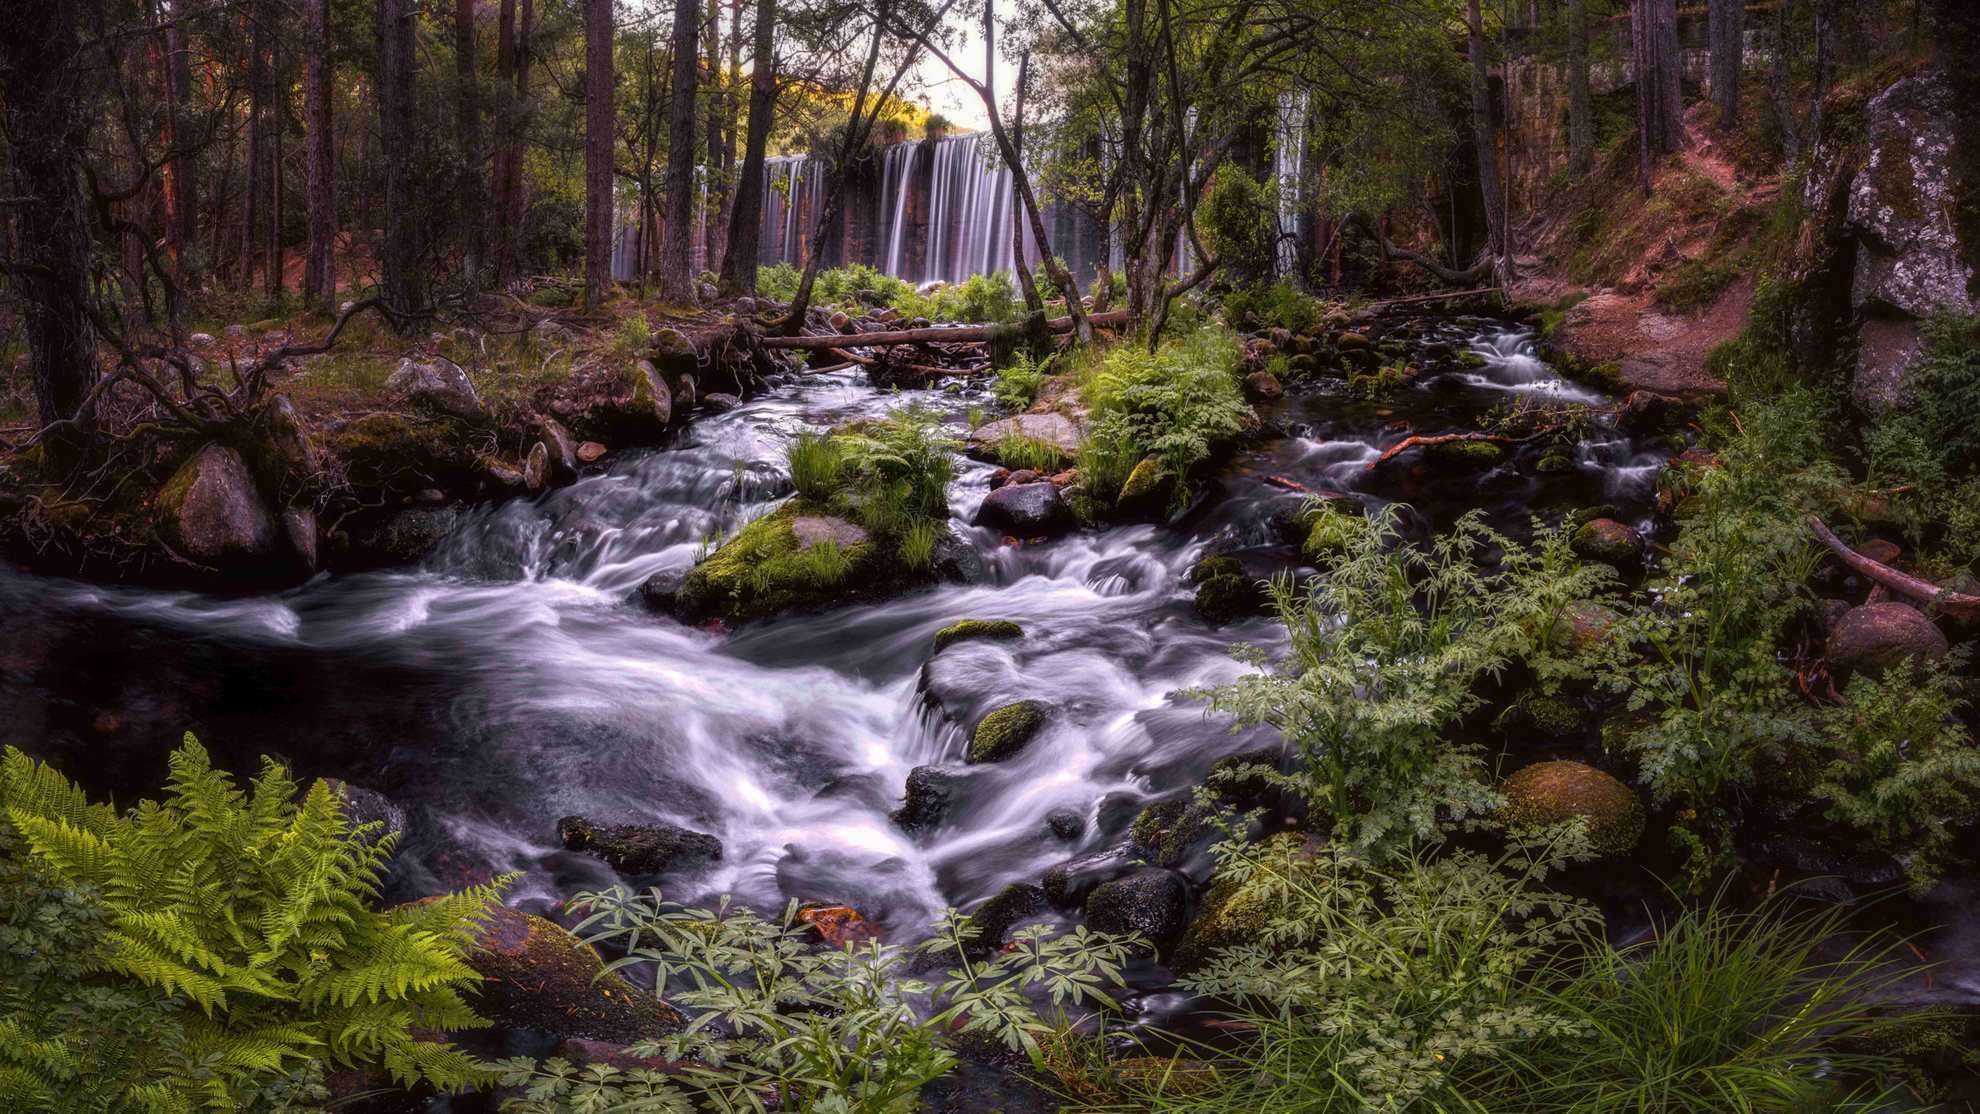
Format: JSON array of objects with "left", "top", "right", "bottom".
[
  {"left": 1710, "top": 0, "right": 1742, "bottom": 131},
  {"left": 267, "top": 38, "right": 284, "bottom": 302},
  {"left": 238, "top": 19, "right": 265, "bottom": 294},
  {"left": 658, "top": 0, "right": 700, "bottom": 302},
  {"left": 1009, "top": 48, "right": 1043, "bottom": 317},
  {"left": 304, "top": 0, "right": 336, "bottom": 315},
  {"left": 718, "top": 0, "right": 774, "bottom": 296},
  {"left": 379, "top": 0, "right": 422, "bottom": 327},
  {"left": 1771, "top": 0, "right": 1801, "bottom": 162},
  {"left": 1811, "top": 0, "right": 1839, "bottom": 137},
  {"left": 1467, "top": 0, "right": 1512, "bottom": 286},
  {"left": 700, "top": 0, "right": 727, "bottom": 274},
  {"left": 457, "top": 0, "right": 487, "bottom": 281},
  {"left": 491, "top": 0, "right": 516, "bottom": 280},
  {"left": 160, "top": 9, "right": 199, "bottom": 290},
  {"left": 0, "top": 0, "right": 100, "bottom": 465},
  {"left": 584, "top": 0, "right": 615, "bottom": 306},
  {"left": 1567, "top": 0, "right": 1592, "bottom": 173},
  {"left": 1655, "top": 0, "right": 1688, "bottom": 151}
]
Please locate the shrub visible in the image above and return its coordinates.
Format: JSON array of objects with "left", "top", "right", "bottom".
[
  {"left": 1198, "top": 166, "right": 1277, "bottom": 283},
  {"left": 780, "top": 405, "right": 958, "bottom": 563},
  {"left": 994, "top": 349, "right": 1049, "bottom": 409},
  {"left": 1080, "top": 327, "right": 1250, "bottom": 505},
  {"left": 1222, "top": 279, "right": 1326, "bottom": 335},
  {"left": 996, "top": 432, "right": 1067, "bottom": 474},
  {"left": 612, "top": 311, "right": 651, "bottom": 357},
  {"left": 1862, "top": 310, "right": 1980, "bottom": 488},
  {"left": 785, "top": 430, "right": 845, "bottom": 502},
  {"left": 0, "top": 737, "right": 506, "bottom": 1109}
]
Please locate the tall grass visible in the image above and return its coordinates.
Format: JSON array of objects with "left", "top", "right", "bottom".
[
  {"left": 996, "top": 432, "right": 1067, "bottom": 473},
  {"left": 786, "top": 431, "right": 846, "bottom": 502}
]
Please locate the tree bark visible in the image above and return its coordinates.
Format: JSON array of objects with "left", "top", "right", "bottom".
[
  {"left": 456, "top": 0, "right": 487, "bottom": 280},
  {"left": 160, "top": 7, "right": 199, "bottom": 290},
  {"left": 1771, "top": 0, "right": 1801, "bottom": 162},
  {"left": 379, "top": 0, "right": 422, "bottom": 327},
  {"left": 0, "top": 0, "right": 100, "bottom": 464},
  {"left": 718, "top": 0, "right": 775, "bottom": 296},
  {"left": 1654, "top": 0, "right": 1688, "bottom": 151},
  {"left": 266, "top": 37, "right": 284, "bottom": 301},
  {"left": 701, "top": 0, "right": 728, "bottom": 274},
  {"left": 1009, "top": 49, "right": 1043, "bottom": 317},
  {"left": 237, "top": 17, "right": 265, "bottom": 294},
  {"left": 1709, "top": 0, "right": 1742, "bottom": 131},
  {"left": 1466, "top": 0, "right": 1512, "bottom": 287},
  {"left": 491, "top": 0, "right": 517, "bottom": 279},
  {"left": 657, "top": 0, "right": 700, "bottom": 302},
  {"left": 584, "top": 0, "right": 615, "bottom": 306},
  {"left": 305, "top": 0, "right": 337, "bottom": 315},
  {"left": 1567, "top": 0, "right": 1593, "bottom": 173}
]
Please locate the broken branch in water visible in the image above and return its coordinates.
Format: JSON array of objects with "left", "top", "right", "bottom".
[
  {"left": 1365, "top": 431, "right": 1549, "bottom": 470},
  {"left": 1806, "top": 514, "right": 1980, "bottom": 617}
]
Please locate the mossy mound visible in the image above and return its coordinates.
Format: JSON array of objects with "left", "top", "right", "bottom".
[
  {"left": 330, "top": 412, "right": 473, "bottom": 488},
  {"left": 1302, "top": 511, "right": 1367, "bottom": 568},
  {"left": 1558, "top": 357, "right": 1626, "bottom": 393},
  {"left": 1424, "top": 439, "right": 1505, "bottom": 467},
  {"left": 1455, "top": 351, "right": 1487, "bottom": 369},
  {"left": 967, "top": 700, "right": 1046, "bottom": 763},
  {"left": 463, "top": 905, "right": 685, "bottom": 1041},
  {"left": 1171, "top": 832, "right": 1302, "bottom": 971},
  {"left": 1131, "top": 799, "right": 1215, "bottom": 867},
  {"left": 1544, "top": 601, "right": 1623, "bottom": 653},
  {"left": 933, "top": 619, "right": 1024, "bottom": 656},
  {"left": 1536, "top": 452, "right": 1575, "bottom": 473},
  {"left": 1117, "top": 457, "right": 1174, "bottom": 513},
  {"left": 1519, "top": 691, "right": 1586, "bottom": 737},
  {"left": 1188, "top": 555, "right": 1244, "bottom": 583},
  {"left": 1498, "top": 760, "right": 1644, "bottom": 858},
  {"left": 1196, "top": 574, "right": 1266, "bottom": 624},
  {"left": 675, "top": 499, "right": 926, "bottom": 622},
  {"left": 1570, "top": 518, "right": 1645, "bottom": 565}
]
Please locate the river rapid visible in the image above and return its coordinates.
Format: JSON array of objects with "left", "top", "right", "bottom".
[{"left": 0, "top": 319, "right": 1674, "bottom": 980}]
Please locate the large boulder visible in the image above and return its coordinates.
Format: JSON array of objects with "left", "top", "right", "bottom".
[
  {"left": 1616, "top": 390, "right": 1698, "bottom": 434},
  {"left": 1497, "top": 761, "right": 1644, "bottom": 858},
  {"left": 1131, "top": 799, "right": 1215, "bottom": 868},
  {"left": 1172, "top": 832, "right": 1301, "bottom": 971},
  {"left": 1570, "top": 518, "right": 1645, "bottom": 566},
  {"left": 153, "top": 444, "right": 281, "bottom": 568},
  {"left": 1825, "top": 601, "right": 1949, "bottom": 681},
  {"left": 968, "top": 882, "right": 1048, "bottom": 949},
  {"left": 462, "top": 905, "right": 685, "bottom": 1041},
  {"left": 1042, "top": 845, "right": 1141, "bottom": 909},
  {"left": 969, "top": 412, "right": 1082, "bottom": 460},
  {"left": 556, "top": 815, "right": 723, "bottom": 875},
  {"left": 351, "top": 505, "right": 461, "bottom": 567},
  {"left": 1084, "top": 869, "right": 1189, "bottom": 950},
  {"left": 675, "top": 499, "right": 936, "bottom": 622},
  {"left": 975, "top": 482, "right": 1075, "bottom": 538},
  {"left": 387, "top": 357, "right": 486, "bottom": 422},
  {"left": 252, "top": 393, "right": 322, "bottom": 495},
  {"left": 893, "top": 765, "right": 972, "bottom": 832},
  {"left": 967, "top": 700, "right": 1046, "bottom": 764}
]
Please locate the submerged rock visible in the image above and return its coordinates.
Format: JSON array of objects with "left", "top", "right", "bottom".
[
  {"left": 1195, "top": 573, "right": 1266, "bottom": 624},
  {"left": 1498, "top": 760, "right": 1644, "bottom": 858},
  {"left": 461, "top": 905, "right": 685, "bottom": 1041},
  {"left": 1085, "top": 869, "right": 1189, "bottom": 950},
  {"left": 1043, "top": 845, "right": 1141, "bottom": 909},
  {"left": 975, "top": 482, "right": 1075, "bottom": 538},
  {"left": 932, "top": 618, "right": 1024, "bottom": 656},
  {"left": 967, "top": 700, "right": 1047, "bottom": 763},
  {"left": 153, "top": 444, "right": 280, "bottom": 569},
  {"left": 1825, "top": 602, "right": 1948, "bottom": 681},
  {"left": 557, "top": 815, "right": 723, "bottom": 875},
  {"left": 352, "top": 506, "right": 461, "bottom": 567}
]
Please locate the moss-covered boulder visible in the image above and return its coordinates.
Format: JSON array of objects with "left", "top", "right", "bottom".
[
  {"left": 1117, "top": 457, "right": 1174, "bottom": 516},
  {"left": 1515, "top": 690, "right": 1586, "bottom": 737},
  {"left": 631, "top": 359, "right": 675, "bottom": 426},
  {"left": 1570, "top": 518, "right": 1645, "bottom": 565},
  {"left": 1536, "top": 452, "right": 1575, "bottom": 473},
  {"left": 893, "top": 765, "right": 972, "bottom": 831},
  {"left": 1825, "top": 602, "right": 1949, "bottom": 681},
  {"left": 352, "top": 506, "right": 461, "bottom": 567},
  {"left": 1455, "top": 351, "right": 1487, "bottom": 369},
  {"left": 1302, "top": 510, "right": 1367, "bottom": 568},
  {"left": 1543, "top": 601, "right": 1623, "bottom": 653},
  {"left": 1424, "top": 439, "right": 1505, "bottom": 467},
  {"left": 967, "top": 700, "right": 1046, "bottom": 763},
  {"left": 1171, "top": 833, "right": 1303, "bottom": 971},
  {"left": 1207, "top": 745, "right": 1283, "bottom": 808},
  {"left": 1498, "top": 760, "right": 1644, "bottom": 858},
  {"left": 1131, "top": 799, "right": 1216, "bottom": 868},
  {"left": 152, "top": 444, "right": 280, "bottom": 568},
  {"left": 1195, "top": 574, "right": 1266, "bottom": 624},
  {"left": 968, "top": 882, "right": 1047, "bottom": 949},
  {"left": 556, "top": 815, "right": 723, "bottom": 875},
  {"left": 933, "top": 619, "right": 1024, "bottom": 656},
  {"left": 330, "top": 412, "right": 474, "bottom": 489},
  {"left": 462, "top": 905, "right": 685, "bottom": 1041},
  {"left": 675, "top": 499, "right": 929, "bottom": 622}
]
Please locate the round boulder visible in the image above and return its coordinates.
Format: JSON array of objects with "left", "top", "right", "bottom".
[
  {"left": 154, "top": 444, "right": 280, "bottom": 568},
  {"left": 1498, "top": 760, "right": 1644, "bottom": 858},
  {"left": 968, "top": 882, "right": 1048, "bottom": 949},
  {"left": 893, "top": 765, "right": 971, "bottom": 831},
  {"left": 461, "top": 905, "right": 685, "bottom": 1041},
  {"left": 1085, "top": 869, "right": 1189, "bottom": 950},
  {"left": 1424, "top": 439, "right": 1505, "bottom": 467},
  {"left": 1825, "top": 602, "right": 1948, "bottom": 681},
  {"left": 1570, "top": 518, "right": 1645, "bottom": 565},
  {"left": 975, "top": 481, "right": 1075, "bottom": 538},
  {"left": 1242, "top": 371, "right": 1284, "bottom": 400},
  {"left": 967, "top": 700, "right": 1046, "bottom": 763}
]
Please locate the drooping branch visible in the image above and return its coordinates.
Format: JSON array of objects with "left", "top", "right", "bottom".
[
  {"left": 1807, "top": 515, "right": 1980, "bottom": 617},
  {"left": 1348, "top": 213, "right": 1495, "bottom": 287}
]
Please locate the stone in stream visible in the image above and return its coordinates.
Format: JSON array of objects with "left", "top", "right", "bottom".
[
  {"left": 932, "top": 618, "right": 1024, "bottom": 656},
  {"left": 1173, "top": 832, "right": 1304, "bottom": 972},
  {"left": 968, "top": 882, "right": 1048, "bottom": 949},
  {"left": 537, "top": 416, "right": 580, "bottom": 479},
  {"left": 1497, "top": 760, "right": 1644, "bottom": 859},
  {"left": 577, "top": 441, "right": 609, "bottom": 462},
  {"left": 557, "top": 815, "right": 723, "bottom": 875},
  {"left": 459, "top": 904, "right": 685, "bottom": 1041},
  {"left": 1131, "top": 799, "right": 1217, "bottom": 868},
  {"left": 1242, "top": 371, "right": 1284, "bottom": 400},
  {"left": 969, "top": 411, "right": 1082, "bottom": 460},
  {"left": 893, "top": 765, "right": 972, "bottom": 831},
  {"left": 1043, "top": 845, "right": 1147, "bottom": 910},
  {"left": 1085, "top": 868, "right": 1190, "bottom": 950},
  {"left": 1194, "top": 572, "right": 1267, "bottom": 624},
  {"left": 1046, "top": 809, "right": 1085, "bottom": 841},
  {"left": 1825, "top": 602, "right": 1948, "bottom": 682},
  {"left": 974, "top": 481, "right": 1075, "bottom": 538},
  {"left": 524, "top": 441, "right": 550, "bottom": 490},
  {"left": 327, "top": 779, "right": 406, "bottom": 847},
  {"left": 967, "top": 700, "right": 1047, "bottom": 763},
  {"left": 1423, "top": 439, "right": 1505, "bottom": 467},
  {"left": 353, "top": 505, "right": 461, "bottom": 566},
  {"left": 386, "top": 357, "right": 486, "bottom": 423},
  {"left": 1617, "top": 390, "right": 1699, "bottom": 434},
  {"left": 632, "top": 359, "right": 674, "bottom": 426},
  {"left": 1116, "top": 458, "right": 1173, "bottom": 518},
  {"left": 153, "top": 444, "right": 281, "bottom": 569},
  {"left": 1570, "top": 518, "right": 1645, "bottom": 565},
  {"left": 280, "top": 505, "right": 319, "bottom": 571}
]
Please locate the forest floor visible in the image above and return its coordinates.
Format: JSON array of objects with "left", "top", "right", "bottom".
[{"left": 1512, "top": 101, "right": 1786, "bottom": 396}]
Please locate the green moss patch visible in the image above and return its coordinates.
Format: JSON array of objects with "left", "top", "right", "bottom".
[
  {"left": 677, "top": 499, "right": 929, "bottom": 623},
  {"left": 1498, "top": 760, "right": 1644, "bottom": 858},
  {"left": 967, "top": 700, "right": 1046, "bottom": 763},
  {"left": 933, "top": 619, "right": 1024, "bottom": 656}
]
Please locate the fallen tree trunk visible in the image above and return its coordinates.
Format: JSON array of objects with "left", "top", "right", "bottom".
[
  {"left": 1807, "top": 514, "right": 1980, "bottom": 617},
  {"left": 1365, "top": 431, "right": 1542, "bottom": 470},
  {"left": 758, "top": 310, "right": 1128, "bottom": 350}
]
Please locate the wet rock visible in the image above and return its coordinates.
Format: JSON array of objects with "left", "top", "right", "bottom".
[
  {"left": 353, "top": 506, "right": 461, "bottom": 567},
  {"left": 967, "top": 700, "right": 1046, "bottom": 763},
  {"left": 700, "top": 392, "right": 741, "bottom": 413},
  {"left": 1046, "top": 809, "right": 1085, "bottom": 840},
  {"left": 477, "top": 455, "right": 526, "bottom": 487},
  {"left": 1286, "top": 353, "right": 1321, "bottom": 379},
  {"left": 1173, "top": 832, "right": 1301, "bottom": 972},
  {"left": 1424, "top": 439, "right": 1504, "bottom": 467},
  {"left": 974, "top": 482, "right": 1075, "bottom": 538},
  {"left": 796, "top": 902, "right": 882, "bottom": 947},
  {"left": 1858, "top": 538, "right": 1902, "bottom": 566},
  {"left": 932, "top": 618, "right": 1023, "bottom": 655},
  {"left": 1116, "top": 458, "right": 1173, "bottom": 517},
  {"left": 829, "top": 311, "right": 852, "bottom": 330},
  {"left": 280, "top": 505, "right": 319, "bottom": 571},
  {"left": 1131, "top": 799, "right": 1215, "bottom": 868},
  {"left": 1195, "top": 573, "right": 1266, "bottom": 624},
  {"left": 1617, "top": 390, "right": 1698, "bottom": 434},
  {"left": 1187, "top": 555, "right": 1242, "bottom": 584},
  {"left": 1825, "top": 601, "right": 1948, "bottom": 681},
  {"left": 254, "top": 393, "right": 323, "bottom": 494},
  {"left": 461, "top": 904, "right": 685, "bottom": 1041},
  {"left": 327, "top": 779, "right": 406, "bottom": 846},
  {"left": 1516, "top": 690, "right": 1587, "bottom": 738},
  {"left": 636, "top": 566, "right": 690, "bottom": 615},
  {"left": 632, "top": 360, "right": 675, "bottom": 426},
  {"left": 578, "top": 441, "right": 608, "bottom": 463},
  {"left": 1302, "top": 510, "right": 1367, "bottom": 569},
  {"left": 386, "top": 357, "right": 486, "bottom": 423},
  {"left": 676, "top": 500, "right": 932, "bottom": 622},
  {"left": 893, "top": 765, "right": 970, "bottom": 831},
  {"left": 969, "top": 882, "right": 1047, "bottom": 948},
  {"left": 969, "top": 412, "right": 1082, "bottom": 460},
  {"left": 791, "top": 515, "right": 868, "bottom": 550},
  {"left": 154, "top": 444, "right": 281, "bottom": 569},
  {"left": 1335, "top": 331, "right": 1372, "bottom": 352},
  {"left": 1085, "top": 869, "right": 1189, "bottom": 950},
  {"left": 524, "top": 442, "right": 550, "bottom": 490},
  {"left": 1207, "top": 745, "right": 1284, "bottom": 808},
  {"left": 1498, "top": 760, "right": 1644, "bottom": 858},
  {"left": 1043, "top": 845, "right": 1140, "bottom": 909},
  {"left": 330, "top": 412, "right": 474, "bottom": 488},
  {"left": 1242, "top": 371, "right": 1284, "bottom": 400},
  {"left": 1570, "top": 518, "right": 1645, "bottom": 565},
  {"left": 1536, "top": 452, "right": 1575, "bottom": 473},
  {"left": 1818, "top": 598, "right": 1855, "bottom": 634},
  {"left": 1743, "top": 834, "right": 1903, "bottom": 902},
  {"left": 557, "top": 815, "right": 723, "bottom": 875},
  {"left": 538, "top": 416, "right": 580, "bottom": 479}
]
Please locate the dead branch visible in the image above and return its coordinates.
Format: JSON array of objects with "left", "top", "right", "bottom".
[
  {"left": 1806, "top": 514, "right": 1980, "bottom": 617},
  {"left": 1365, "top": 431, "right": 1544, "bottom": 470}
]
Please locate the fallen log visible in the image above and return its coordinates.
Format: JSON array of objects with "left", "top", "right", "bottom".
[
  {"left": 1807, "top": 514, "right": 1980, "bottom": 617},
  {"left": 758, "top": 310, "right": 1130, "bottom": 350},
  {"left": 1365, "top": 431, "right": 1533, "bottom": 470},
  {"left": 1364, "top": 288, "right": 1503, "bottom": 311}
]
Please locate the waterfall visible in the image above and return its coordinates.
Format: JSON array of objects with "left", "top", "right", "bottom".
[
  {"left": 878, "top": 142, "right": 918, "bottom": 278},
  {"left": 1273, "top": 92, "right": 1309, "bottom": 277}
]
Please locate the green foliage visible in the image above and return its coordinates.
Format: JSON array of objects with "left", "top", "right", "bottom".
[
  {"left": 494, "top": 891, "right": 1138, "bottom": 1114},
  {"left": 785, "top": 431, "right": 845, "bottom": 503},
  {"left": 899, "top": 519, "right": 942, "bottom": 571},
  {"left": 1193, "top": 506, "right": 1618, "bottom": 862},
  {"left": 995, "top": 433, "right": 1067, "bottom": 474},
  {"left": 994, "top": 349, "right": 1050, "bottom": 409},
  {"left": 1080, "top": 327, "right": 1250, "bottom": 505},
  {"left": 0, "top": 738, "right": 506, "bottom": 1109},
  {"left": 779, "top": 406, "right": 956, "bottom": 567},
  {"left": 1862, "top": 310, "right": 1980, "bottom": 488},
  {"left": 1221, "top": 280, "right": 1328, "bottom": 335},
  {"left": 1198, "top": 166, "right": 1276, "bottom": 281},
  {"left": 612, "top": 312, "right": 651, "bottom": 358}
]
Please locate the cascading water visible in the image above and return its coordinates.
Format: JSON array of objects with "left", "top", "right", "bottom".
[{"left": 759, "top": 154, "right": 827, "bottom": 267}]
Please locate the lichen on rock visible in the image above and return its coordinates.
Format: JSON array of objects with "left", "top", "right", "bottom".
[{"left": 1497, "top": 760, "right": 1644, "bottom": 858}]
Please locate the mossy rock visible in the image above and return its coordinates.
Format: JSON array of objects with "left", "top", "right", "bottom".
[
  {"left": 967, "top": 882, "right": 1047, "bottom": 948},
  {"left": 1195, "top": 574, "right": 1265, "bottom": 624},
  {"left": 461, "top": 904, "right": 685, "bottom": 1041},
  {"left": 557, "top": 815, "right": 723, "bottom": 875},
  {"left": 1207, "top": 744, "right": 1283, "bottom": 808},
  {"left": 1117, "top": 457, "right": 1173, "bottom": 511},
  {"left": 330, "top": 412, "right": 473, "bottom": 488},
  {"left": 1172, "top": 832, "right": 1302, "bottom": 971},
  {"left": 1424, "top": 439, "right": 1505, "bottom": 467},
  {"left": 1455, "top": 351, "right": 1487, "bottom": 369},
  {"left": 1131, "top": 799, "right": 1215, "bottom": 868},
  {"left": 967, "top": 700, "right": 1046, "bottom": 763},
  {"left": 1498, "top": 760, "right": 1644, "bottom": 858},
  {"left": 675, "top": 499, "right": 926, "bottom": 623},
  {"left": 933, "top": 619, "right": 1023, "bottom": 656},
  {"left": 1560, "top": 358, "right": 1626, "bottom": 393},
  {"left": 1518, "top": 690, "right": 1586, "bottom": 737},
  {"left": 1187, "top": 555, "right": 1244, "bottom": 584},
  {"left": 1111, "top": 1059, "right": 1223, "bottom": 1098},
  {"left": 1570, "top": 518, "right": 1645, "bottom": 565},
  {"left": 1536, "top": 452, "right": 1575, "bottom": 473},
  {"left": 1302, "top": 511, "right": 1367, "bottom": 568},
  {"left": 1568, "top": 504, "right": 1620, "bottom": 527},
  {"left": 249, "top": 318, "right": 284, "bottom": 334},
  {"left": 1543, "top": 600, "right": 1623, "bottom": 653}
]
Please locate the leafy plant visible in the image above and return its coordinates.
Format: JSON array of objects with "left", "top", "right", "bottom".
[
  {"left": 493, "top": 891, "right": 1138, "bottom": 1114},
  {"left": 785, "top": 430, "right": 846, "bottom": 502},
  {"left": 994, "top": 349, "right": 1049, "bottom": 409},
  {"left": 900, "top": 519, "right": 942, "bottom": 571},
  {"left": 1192, "top": 506, "right": 1617, "bottom": 862},
  {"left": 0, "top": 737, "right": 507, "bottom": 1109},
  {"left": 613, "top": 312, "right": 652, "bottom": 358},
  {"left": 1862, "top": 310, "right": 1980, "bottom": 488},
  {"left": 1081, "top": 327, "right": 1250, "bottom": 506},
  {"left": 1221, "top": 280, "right": 1328, "bottom": 335},
  {"left": 995, "top": 432, "right": 1066, "bottom": 474}
]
